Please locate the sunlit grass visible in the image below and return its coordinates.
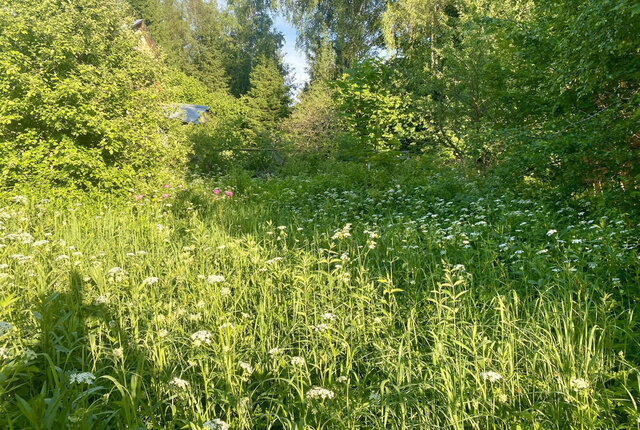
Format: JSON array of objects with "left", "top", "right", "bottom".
[{"left": 1, "top": 166, "right": 639, "bottom": 429}]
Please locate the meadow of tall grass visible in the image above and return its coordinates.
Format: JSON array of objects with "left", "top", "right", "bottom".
[{"left": 0, "top": 162, "right": 638, "bottom": 429}]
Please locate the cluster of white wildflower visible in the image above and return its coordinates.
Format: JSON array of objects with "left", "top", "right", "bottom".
[
  {"left": 69, "top": 371, "right": 96, "bottom": 385},
  {"left": 11, "top": 195, "right": 27, "bottom": 205},
  {"left": 113, "top": 348, "right": 124, "bottom": 359},
  {"left": 268, "top": 347, "right": 281, "bottom": 357},
  {"left": 547, "top": 229, "right": 558, "bottom": 236},
  {"left": 480, "top": 371, "right": 502, "bottom": 383},
  {"left": 570, "top": 377, "right": 589, "bottom": 391},
  {"left": 321, "top": 312, "right": 336, "bottom": 321},
  {"left": 331, "top": 223, "right": 352, "bottom": 240},
  {"left": 337, "top": 376, "right": 348, "bottom": 383},
  {"left": 204, "top": 418, "right": 229, "bottom": 430},
  {"left": 94, "top": 295, "right": 108, "bottom": 305},
  {"left": 313, "top": 323, "right": 329, "bottom": 333},
  {"left": 239, "top": 361, "right": 254, "bottom": 379},
  {"left": 291, "top": 356, "right": 305, "bottom": 367},
  {"left": 6, "top": 232, "right": 34, "bottom": 245},
  {"left": 170, "top": 377, "right": 190, "bottom": 389},
  {"left": 219, "top": 322, "right": 234, "bottom": 330},
  {"left": 306, "top": 386, "right": 335, "bottom": 401},
  {"left": 207, "top": 275, "right": 225, "bottom": 284},
  {"left": 142, "top": 277, "right": 159, "bottom": 285},
  {"left": 107, "top": 267, "right": 128, "bottom": 283},
  {"left": 191, "top": 330, "right": 212, "bottom": 347}
]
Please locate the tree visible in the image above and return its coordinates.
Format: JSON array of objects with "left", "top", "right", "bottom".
[{"left": 244, "top": 57, "right": 291, "bottom": 135}]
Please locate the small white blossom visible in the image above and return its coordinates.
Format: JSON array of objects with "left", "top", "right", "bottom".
[
  {"left": 547, "top": 229, "right": 557, "bottom": 236},
  {"left": 170, "top": 377, "right": 190, "bottom": 389},
  {"left": 306, "top": 386, "right": 335, "bottom": 400},
  {"left": 113, "top": 348, "right": 124, "bottom": 359},
  {"left": 142, "top": 277, "right": 159, "bottom": 285},
  {"left": 191, "top": 330, "right": 212, "bottom": 347},
  {"left": 480, "top": 371, "right": 502, "bottom": 383},
  {"left": 207, "top": 275, "right": 225, "bottom": 284},
  {"left": 321, "top": 312, "right": 336, "bottom": 321},
  {"left": 94, "top": 295, "right": 108, "bottom": 305},
  {"left": 291, "top": 356, "right": 305, "bottom": 366},
  {"left": 204, "top": 418, "right": 229, "bottom": 430},
  {"left": 268, "top": 347, "right": 281, "bottom": 357},
  {"left": 239, "top": 361, "right": 254, "bottom": 376},
  {"left": 69, "top": 371, "right": 96, "bottom": 385},
  {"left": 570, "top": 377, "right": 589, "bottom": 391}
]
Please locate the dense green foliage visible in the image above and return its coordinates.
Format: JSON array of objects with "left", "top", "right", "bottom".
[{"left": 0, "top": 0, "right": 188, "bottom": 191}]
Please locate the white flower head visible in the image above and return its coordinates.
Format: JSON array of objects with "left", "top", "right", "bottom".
[
  {"left": 291, "top": 356, "right": 305, "bottom": 367},
  {"left": 269, "top": 347, "right": 281, "bottom": 357},
  {"left": 306, "top": 386, "right": 335, "bottom": 401},
  {"left": 570, "top": 377, "right": 589, "bottom": 391},
  {"left": 113, "top": 348, "right": 124, "bottom": 359},
  {"left": 547, "top": 229, "right": 557, "bottom": 236},
  {"left": 69, "top": 371, "right": 96, "bottom": 385},
  {"left": 191, "top": 330, "right": 212, "bottom": 347},
  {"left": 142, "top": 277, "right": 159, "bottom": 285},
  {"left": 94, "top": 295, "right": 108, "bottom": 305},
  {"left": 239, "top": 361, "right": 254, "bottom": 376},
  {"left": 480, "top": 371, "right": 502, "bottom": 383},
  {"left": 207, "top": 275, "right": 225, "bottom": 284},
  {"left": 170, "top": 377, "right": 190, "bottom": 389},
  {"left": 321, "top": 312, "right": 336, "bottom": 321},
  {"left": 204, "top": 419, "right": 229, "bottom": 430}
]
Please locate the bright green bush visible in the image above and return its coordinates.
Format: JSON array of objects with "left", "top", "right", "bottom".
[{"left": 0, "top": 0, "right": 189, "bottom": 192}]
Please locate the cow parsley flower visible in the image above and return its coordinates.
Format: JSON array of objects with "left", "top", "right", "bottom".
[
  {"left": 239, "top": 361, "right": 254, "bottom": 376},
  {"left": 191, "top": 330, "right": 212, "bottom": 347},
  {"left": 321, "top": 312, "right": 336, "bottom": 321},
  {"left": 207, "top": 275, "right": 225, "bottom": 284},
  {"left": 69, "top": 371, "right": 96, "bottom": 385},
  {"left": 570, "top": 377, "right": 589, "bottom": 391},
  {"left": 306, "top": 386, "right": 335, "bottom": 400},
  {"left": 547, "top": 229, "right": 557, "bottom": 236},
  {"left": 170, "top": 377, "right": 190, "bottom": 389},
  {"left": 142, "top": 277, "right": 159, "bottom": 285},
  {"left": 94, "top": 295, "right": 108, "bottom": 305},
  {"left": 204, "top": 418, "right": 229, "bottom": 430},
  {"left": 480, "top": 371, "right": 502, "bottom": 383},
  {"left": 291, "top": 356, "right": 305, "bottom": 366},
  {"left": 268, "top": 347, "right": 281, "bottom": 357}
]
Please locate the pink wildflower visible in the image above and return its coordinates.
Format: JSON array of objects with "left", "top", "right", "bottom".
[
  {"left": 213, "top": 189, "right": 221, "bottom": 195},
  {"left": 136, "top": 195, "right": 143, "bottom": 201},
  {"left": 225, "top": 191, "right": 233, "bottom": 197},
  {"left": 162, "top": 193, "right": 168, "bottom": 199},
  {"left": 164, "top": 184, "right": 170, "bottom": 189}
]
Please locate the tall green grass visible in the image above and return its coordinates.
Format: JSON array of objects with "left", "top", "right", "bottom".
[{"left": 0, "top": 164, "right": 638, "bottom": 429}]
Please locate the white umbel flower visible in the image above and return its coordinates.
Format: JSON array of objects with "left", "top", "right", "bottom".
[
  {"left": 170, "top": 377, "right": 190, "bottom": 389},
  {"left": 570, "top": 377, "right": 589, "bottom": 391},
  {"left": 204, "top": 418, "right": 229, "bottom": 430},
  {"left": 306, "top": 386, "right": 335, "bottom": 400},
  {"left": 69, "top": 371, "right": 96, "bottom": 385},
  {"left": 191, "top": 330, "right": 212, "bottom": 347},
  {"left": 207, "top": 275, "right": 225, "bottom": 284},
  {"left": 480, "top": 371, "right": 502, "bottom": 383}
]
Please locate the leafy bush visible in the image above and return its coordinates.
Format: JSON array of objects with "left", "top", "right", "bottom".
[{"left": 0, "top": 0, "right": 189, "bottom": 192}]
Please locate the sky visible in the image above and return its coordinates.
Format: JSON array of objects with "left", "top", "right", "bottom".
[{"left": 273, "top": 14, "right": 309, "bottom": 95}]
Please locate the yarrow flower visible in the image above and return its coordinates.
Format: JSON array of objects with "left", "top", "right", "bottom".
[
  {"left": 291, "top": 356, "right": 305, "bottom": 367},
  {"left": 570, "top": 377, "right": 589, "bottom": 391},
  {"left": 94, "top": 295, "right": 108, "bottom": 305},
  {"left": 170, "top": 377, "right": 190, "bottom": 389},
  {"left": 547, "top": 229, "right": 558, "bottom": 236},
  {"left": 142, "top": 277, "right": 159, "bottom": 285},
  {"left": 321, "top": 313, "right": 336, "bottom": 321},
  {"left": 239, "top": 361, "right": 254, "bottom": 377},
  {"left": 69, "top": 371, "right": 96, "bottom": 385},
  {"left": 191, "top": 330, "right": 212, "bottom": 347},
  {"left": 207, "top": 275, "right": 225, "bottom": 284},
  {"left": 204, "top": 418, "right": 229, "bottom": 430},
  {"left": 306, "top": 386, "right": 335, "bottom": 401},
  {"left": 480, "top": 371, "right": 502, "bottom": 383},
  {"left": 269, "top": 347, "right": 281, "bottom": 357}
]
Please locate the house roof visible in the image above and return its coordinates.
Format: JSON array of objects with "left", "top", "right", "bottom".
[{"left": 165, "top": 104, "right": 210, "bottom": 124}]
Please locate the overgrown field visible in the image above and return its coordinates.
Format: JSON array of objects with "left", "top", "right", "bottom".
[{"left": 1, "top": 165, "right": 639, "bottom": 429}]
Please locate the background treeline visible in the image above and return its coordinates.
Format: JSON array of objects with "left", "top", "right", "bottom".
[{"left": 0, "top": 0, "right": 638, "bottom": 203}]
